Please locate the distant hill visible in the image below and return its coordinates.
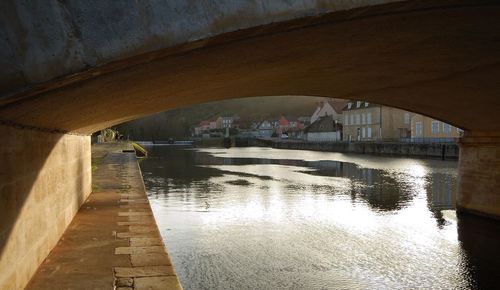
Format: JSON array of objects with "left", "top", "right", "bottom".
[{"left": 116, "top": 95, "right": 332, "bottom": 140}]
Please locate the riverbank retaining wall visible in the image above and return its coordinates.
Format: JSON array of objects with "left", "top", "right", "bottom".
[
  {"left": 257, "top": 139, "right": 459, "bottom": 160},
  {"left": 0, "top": 125, "right": 91, "bottom": 290}
]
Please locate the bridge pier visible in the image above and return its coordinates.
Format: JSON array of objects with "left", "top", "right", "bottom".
[
  {"left": 457, "top": 132, "right": 500, "bottom": 219},
  {"left": 0, "top": 124, "right": 91, "bottom": 290}
]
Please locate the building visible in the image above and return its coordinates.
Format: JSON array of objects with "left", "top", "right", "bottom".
[
  {"left": 209, "top": 116, "right": 218, "bottom": 130},
  {"left": 256, "top": 120, "right": 275, "bottom": 137},
  {"left": 277, "top": 115, "right": 290, "bottom": 134},
  {"left": 304, "top": 115, "right": 342, "bottom": 142},
  {"left": 342, "top": 100, "right": 412, "bottom": 141},
  {"left": 411, "top": 114, "right": 462, "bottom": 141},
  {"left": 286, "top": 117, "right": 304, "bottom": 139},
  {"left": 297, "top": 116, "right": 311, "bottom": 127},
  {"left": 193, "top": 120, "right": 210, "bottom": 136},
  {"left": 276, "top": 116, "right": 304, "bottom": 138},
  {"left": 216, "top": 115, "right": 234, "bottom": 129},
  {"left": 288, "top": 118, "right": 300, "bottom": 129},
  {"left": 310, "top": 98, "right": 347, "bottom": 124},
  {"left": 232, "top": 118, "right": 251, "bottom": 130}
]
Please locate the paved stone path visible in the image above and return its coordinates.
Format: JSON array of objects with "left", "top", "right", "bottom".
[{"left": 27, "top": 143, "right": 182, "bottom": 290}]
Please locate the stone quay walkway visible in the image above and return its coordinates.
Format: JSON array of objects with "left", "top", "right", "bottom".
[{"left": 26, "top": 143, "right": 182, "bottom": 290}]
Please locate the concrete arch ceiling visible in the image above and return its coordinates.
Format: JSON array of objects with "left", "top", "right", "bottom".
[{"left": 0, "top": 0, "right": 499, "bottom": 134}]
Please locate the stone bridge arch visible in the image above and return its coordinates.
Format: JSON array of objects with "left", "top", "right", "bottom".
[{"left": 0, "top": 0, "right": 499, "bottom": 133}]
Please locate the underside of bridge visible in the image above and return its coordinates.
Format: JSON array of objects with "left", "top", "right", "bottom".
[{"left": 1, "top": 0, "right": 499, "bottom": 289}]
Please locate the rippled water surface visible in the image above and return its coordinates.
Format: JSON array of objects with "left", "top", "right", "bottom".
[{"left": 140, "top": 146, "right": 500, "bottom": 290}]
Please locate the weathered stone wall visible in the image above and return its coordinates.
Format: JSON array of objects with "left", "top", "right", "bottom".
[
  {"left": 1, "top": 1, "right": 499, "bottom": 135},
  {"left": 0, "top": 0, "right": 401, "bottom": 98},
  {"left": 0, "top": 125, "right": 91, "bottom": 290},
  {"left": 457, "top": 134, "right": 500, "bottom": 219}
]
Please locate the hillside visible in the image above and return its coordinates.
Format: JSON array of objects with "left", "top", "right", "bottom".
[{"left": 116, "top": 95, "right": 331, "bottom": 140}]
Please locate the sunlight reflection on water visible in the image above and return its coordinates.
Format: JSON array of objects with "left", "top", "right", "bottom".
[{"left": 141, "top": 146, "right": 500, "bottom": 290}]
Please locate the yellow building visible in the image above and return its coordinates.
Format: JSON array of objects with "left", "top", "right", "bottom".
[
  {"left": 411, "top": 114, "right": 462, "bottom": 141},
  {"left": 342, "top": 101, "right": 412, "bottom": 141}
]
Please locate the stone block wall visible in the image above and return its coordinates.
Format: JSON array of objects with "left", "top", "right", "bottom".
[
  {"left": 261, "top": 139, "right": 459, "bottom": 160},
  {"left": 0, "top": 125, "right": 91, "bottom": 290},
  {"left": 457, "top": 135, "right": 500, "bottom": 219}
]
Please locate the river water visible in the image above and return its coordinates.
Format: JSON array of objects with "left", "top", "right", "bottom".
[{"left": 139, "top": 146, "right": 500, "bottom": 290}]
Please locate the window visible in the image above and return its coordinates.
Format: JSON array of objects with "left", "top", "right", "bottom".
[
  {"left": 347, "top": 102, "right": 352, "bottom": 109},
  {"left": 367, "top": 112, "right": 372, "bottom": 124},
  {"left": 365, "top": 102, "right": 369, "bottom": 107},
  {"left": 361, "top": 113, "right": 366, "bottom": 124},
  {"left": 457, "top": 128, "right": 463, "bottom": 134},
  {"left": 356, "top": 114, "right": 361, "bottom": 125},
  {"left": 362, "top": 127, "right": 366, "bottom": 138},
  {"left": 443, "top": 123, "right": 451, "bottom": 134},
  {"left": 415, "top": 122, "right": 422, "bottom": 137},
  {"left": 367, "top": 127, "right": 372, "bottom": 138},
  {"left": 431, "top": 121, "right": 439, "bottom": 134},
  {"left": 357, "top": 101, "right": 361, "bottom": 108},
  {"left": 404, "top": 113, "right": 410, "bottom": 124},
  {"left": 344, "top": 115, "right": 348, "bottom": 125},
  {"left": 350, "top": 114, "right": 354, "bottom": 125}
]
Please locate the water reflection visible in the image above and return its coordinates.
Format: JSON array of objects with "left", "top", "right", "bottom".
[
  {"left": 426, "top": 173, "right": 457, "bottom": 228},
  {"left": 146, "top": 147, "right": 435, "bottom": 215},
  {"left": 140, "top": 146, "right": 499, "bottom": 290}
]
